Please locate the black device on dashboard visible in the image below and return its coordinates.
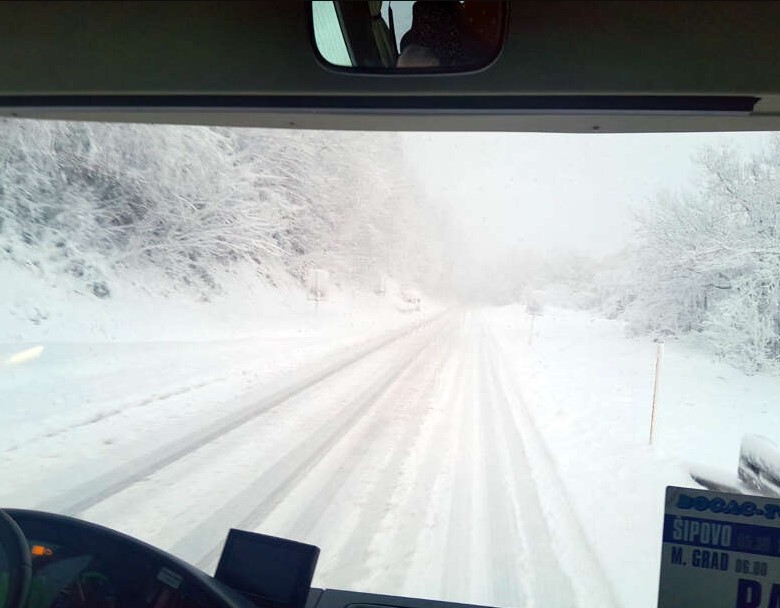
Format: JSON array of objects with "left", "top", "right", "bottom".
[{"left": 214, "top": 529, "right": 320, "bottom": 608}]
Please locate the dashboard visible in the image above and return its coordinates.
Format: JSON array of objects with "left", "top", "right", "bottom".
[
  {"left": 1, "top": 510, "right": 491, "bottom": 608},
  {"left": 5, "top": 509, "right": 251, "bottom": 608}
]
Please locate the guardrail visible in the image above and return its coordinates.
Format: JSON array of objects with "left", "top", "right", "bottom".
[{"left": 690, "top": 434, "right": 780, "bottom": 498}]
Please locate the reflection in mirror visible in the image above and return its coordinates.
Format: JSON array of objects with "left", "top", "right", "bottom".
[{"left": 312, "top": 1, "right": 506, "bottom": 71}]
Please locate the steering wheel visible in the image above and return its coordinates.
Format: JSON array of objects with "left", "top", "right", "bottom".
[{"left": 0, "top": 510, "right": 31, "bottom": 608}]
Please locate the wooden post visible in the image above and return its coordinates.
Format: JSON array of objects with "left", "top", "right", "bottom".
[{"left": 649, "top": 341, "right": 664, "bottom": 446}]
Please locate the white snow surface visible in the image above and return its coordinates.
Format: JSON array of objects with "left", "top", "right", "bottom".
[
  {"left": 2, "top": 268, "right": 779, "bottom": 608},
  {"left": 487, "top": 305, "right": 780, "bottom": 608}
]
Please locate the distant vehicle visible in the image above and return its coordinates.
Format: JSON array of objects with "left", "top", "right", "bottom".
[
  {"left": 526, "top": 290, "right": 545, "bottom": 316},
  {"left": 401, "top": 288, "right": 422, "bottom": 311}
]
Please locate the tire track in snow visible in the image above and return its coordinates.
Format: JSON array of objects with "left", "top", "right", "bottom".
[
  {"left": 37, "top": 313, "right": 445, "bottom": 517},
  {"left": 358, "top": 321, "right": 469, "bottom": 596},
  {"left": 483, "top": 320, "right": 618, "bottom": 608},
  {"left": 304, "top": 324, "right": 458, "bottom": 588},
  {"left": 10, "top": 375, "right": 228, "bottom": 451},
  {"left": 441, "top": 316, "right": 482, "bottom": 602},
  {"left": 171, "top": 316, "right": 454, "bottom": 570},
  {"left": 475, "top": 333, "right": 528, "bottom": 607},
  {"left": 283, "top": 321, "right": 458, "bottom": 542}
]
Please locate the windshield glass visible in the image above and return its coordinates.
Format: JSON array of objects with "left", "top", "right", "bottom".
[{"left": 1, "top": 118, "right": 779, "bottom": 608}]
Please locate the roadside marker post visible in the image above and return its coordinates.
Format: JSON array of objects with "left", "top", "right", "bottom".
[
  {"left": 306, "top": 268, "right": 329, "bottom": 313},
  {"left": 648, "top": 340, "right": 664, "bottom": 446}
]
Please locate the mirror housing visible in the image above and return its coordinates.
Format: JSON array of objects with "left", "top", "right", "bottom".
[{"left": 312, "top": 1, "right": 508, "bottom": 73}]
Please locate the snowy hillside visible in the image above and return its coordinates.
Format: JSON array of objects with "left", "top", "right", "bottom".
[{"left": 0, "top": 119, "right": 449, "bottom": 304}]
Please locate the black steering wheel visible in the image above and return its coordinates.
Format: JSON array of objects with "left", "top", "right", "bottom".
[{"left": 0, "top": 510, "right": 31, "bottom": 608}]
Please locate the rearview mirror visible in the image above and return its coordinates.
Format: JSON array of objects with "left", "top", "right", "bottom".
[{"left": 312, "top": 1, "right": 507, "bottom": 72}]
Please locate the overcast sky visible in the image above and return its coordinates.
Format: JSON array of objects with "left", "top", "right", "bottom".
[{"left": 403, "top": 132, "right": 774, "bottom": 260}]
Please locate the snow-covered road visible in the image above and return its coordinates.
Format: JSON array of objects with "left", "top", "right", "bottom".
[{"left": 2, "top": 310, "right": 617, "bottom": 608}]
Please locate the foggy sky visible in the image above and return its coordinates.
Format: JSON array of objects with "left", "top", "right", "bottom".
[{"left": 403, "top": 132, "right": 772, "bottom": 260}]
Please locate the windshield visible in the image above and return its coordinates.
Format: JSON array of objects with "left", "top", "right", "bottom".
[{"left": 1, "top": 118, "right": 779, "bottom": 608}]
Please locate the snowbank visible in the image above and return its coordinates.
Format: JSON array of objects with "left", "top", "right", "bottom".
[
  {"left": 0, "top": 260, "right": 440, "bottom": 493},
  {"left": 0, "top": 261, "right": 432, "bottom": 344}
]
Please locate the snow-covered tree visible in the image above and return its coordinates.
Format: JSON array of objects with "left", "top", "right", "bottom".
[
  {"left": 1, "top": 120, "right": 291, "bottom": 293},
  {"left": 617, "top": 138, "right": 780, "bottom": 371},
  {"left": 0, "top": 119, "right": 448, "bottom": 298}
]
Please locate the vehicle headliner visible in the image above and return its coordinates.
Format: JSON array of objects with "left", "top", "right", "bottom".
[{"left": 0, "top": 1, "right": 779, "bottom": 133}]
